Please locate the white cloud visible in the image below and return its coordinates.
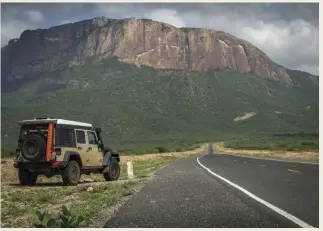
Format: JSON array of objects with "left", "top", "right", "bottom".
[
  {"left": 144, "top": 9, "right": 186, "bottom": 28},
  {"left": 60, "top": 19, "right": 74, "bottom": 25},
  {"left": 1, "top": 20, "right": 32, "bottom": 46},
  {"left": 23, "top": 10, "right": 44, "bottom": 23},
  {"left": 95, "top": 4, "right": 136, "bottom": 19},
  {"left": 178, "top": 11, "right": 319, "bottom": 75},
  {"left": 238, "top": 19, "right": 319, "bottom": 75}
]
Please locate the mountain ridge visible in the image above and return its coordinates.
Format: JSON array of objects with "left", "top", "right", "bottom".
[{"left": 1, "top": 16, "right": 318, "bottom": 91}]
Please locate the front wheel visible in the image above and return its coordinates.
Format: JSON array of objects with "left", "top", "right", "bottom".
[
  {"left": 18, "top": 168, "right": 38, "bottom": 186},
  {"left": 103, "top": 158, "right": 120, "bottom": 181},
  {"left": 62, "top": 160, "right": 81, "bottom": 186}
]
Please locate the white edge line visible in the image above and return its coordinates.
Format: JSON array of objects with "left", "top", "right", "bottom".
[{"left": 196, "top": 154, "right": 315, "bottom": 228}]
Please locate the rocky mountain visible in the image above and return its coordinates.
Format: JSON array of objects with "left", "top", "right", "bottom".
[
  {"left": 1, "top": 17, "right": 317, "bottom": 90},
  {"left": 1, "top": 17, "right": 319, "bottom": 150}
]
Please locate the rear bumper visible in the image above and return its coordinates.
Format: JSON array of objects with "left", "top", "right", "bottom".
[{"left": 13, "top": 161, "right": 67, "bottom": 169}]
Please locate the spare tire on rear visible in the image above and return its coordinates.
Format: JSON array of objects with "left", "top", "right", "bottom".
[{"left": 21, "top": 133, "right": 47, "bottom": 161}]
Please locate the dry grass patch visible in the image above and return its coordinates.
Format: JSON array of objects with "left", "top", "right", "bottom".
[
  {"left": 120, "top": 146, "right": 204, "bottom": 163},
  {"left": 215, "top": 142, "right": 318, "bottom": 163}
]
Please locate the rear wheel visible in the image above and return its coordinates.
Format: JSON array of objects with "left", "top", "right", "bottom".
[
  {"left": 103, "top": 158, "right": 120, "bottom": 181},
  {"left": 62, "top": 160, "right": 81, "bottom": 186},
  {"left": 18, "top": 168, "right": 38, "bottom": 186},
  {"left": 21, "top": 133, "right": 47, "bottom": 161}
]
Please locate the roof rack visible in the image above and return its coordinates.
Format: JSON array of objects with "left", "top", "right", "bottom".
[{"left": 18, "top": 118, "right": 93, "bottom": 128}]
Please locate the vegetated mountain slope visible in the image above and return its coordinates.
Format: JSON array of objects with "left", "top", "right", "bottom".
[
  {"left": 1, "top": 57, "right": 318, "bottom": 149},
  {"left": 1, "top": 17, "right": 318, "bottom": 92}
]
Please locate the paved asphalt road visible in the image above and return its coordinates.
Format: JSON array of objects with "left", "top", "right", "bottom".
[{"left": 104, "top": 144, "right": 319, "bottom": 228}]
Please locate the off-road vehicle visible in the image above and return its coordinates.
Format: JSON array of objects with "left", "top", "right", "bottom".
[{"left": 13, "top": 118, "right": 120, "bottom": 186}]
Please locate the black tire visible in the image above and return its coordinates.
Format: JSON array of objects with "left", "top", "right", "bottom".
[
  {"left": 62, "top": 160, "right": 81, "bottom": 186},
  {"left": 18, "top": 168, "right": 38, "bottom": 186},
  {"left": 21, "top": 133, "right": 46, "bottom": 161},
  {"left": 103, "top": 158, "right": 120, "bottom": 181}
]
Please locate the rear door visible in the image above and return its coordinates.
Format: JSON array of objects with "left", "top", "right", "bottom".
[
  {"left": 86, "top": 130, "right": 103, "bottom": 166},
  {"left": 75, "top": 129, "right": 90, "bottom": 166}
]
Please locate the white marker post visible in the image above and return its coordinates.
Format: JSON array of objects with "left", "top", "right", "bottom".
[{"left": 127, "top": 159, "right": 134, "bottom": 179}]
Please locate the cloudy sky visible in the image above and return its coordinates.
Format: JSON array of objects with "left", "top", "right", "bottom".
[{"left": 1, "top": 2, "right": 319, "bottom": 75}]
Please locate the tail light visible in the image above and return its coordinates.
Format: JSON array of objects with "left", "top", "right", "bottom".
[
  {"left": 46, "top": 123, "right": 54, "bottom": 161},
  {"left": 55, "top": 148, "right": 62, "bottom": 156}
]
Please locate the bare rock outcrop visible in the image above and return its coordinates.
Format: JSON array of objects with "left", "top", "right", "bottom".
[{"left": 1, "top": 17, "right": 295, "bottom": 86}]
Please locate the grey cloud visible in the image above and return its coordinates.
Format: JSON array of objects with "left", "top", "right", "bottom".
[
  {"left": 23, "top": 10, "right": 44, "bottom": 22},
  {"left": 169, "top": 7, "right": 319, "bottom": 74}
]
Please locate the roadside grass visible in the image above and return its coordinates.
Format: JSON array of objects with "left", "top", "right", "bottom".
[
  {"left": 118, "top": 142, "right": 202, "bottom": 155},
  {"left": 1, "top": 147, "right": 15, "bottom": 158},
  {"left": 214, "top": 135, "right": 319, "bottom": 163},
  {"left": 223, "top": 135, "right": 318, "bottom": 152},
  {"left": 1, "top": 179, "right": 142, "bottom": 228},
  {"left": 0, "top": 145, "right": 205, "bottom": 228}
]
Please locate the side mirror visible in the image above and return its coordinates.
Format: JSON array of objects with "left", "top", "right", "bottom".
[{"left": 95, "top": 128, "right": 102, "bottom": 134}]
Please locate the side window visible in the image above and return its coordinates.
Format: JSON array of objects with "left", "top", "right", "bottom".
[
  {"left": 55, "top": 128, "right": 76, "bottom": 147},
  {"left": 87, "top": 131, "right": 98, "bottom": 145},
  {"left": 75, "top": 130, "right": 86, "bottom": 144}
]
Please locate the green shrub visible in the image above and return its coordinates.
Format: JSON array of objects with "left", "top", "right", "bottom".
[
  {"left": 34, "top": 205, "right": 85, "bottom": 228},
  {"left": 156, "top": 147, "right": 168, "bottom": 153},
  {"left": 1, "top": 147, "right": 15, "bottom": 158}
]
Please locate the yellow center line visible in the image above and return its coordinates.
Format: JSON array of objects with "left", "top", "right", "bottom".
[{"left": 287, "top": 169, "right": 301, "bottom": 173}]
